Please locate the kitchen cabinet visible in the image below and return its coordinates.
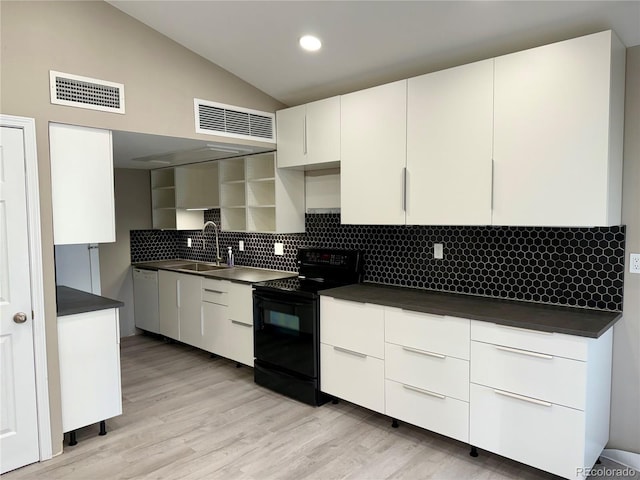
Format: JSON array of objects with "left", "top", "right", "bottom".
[
  {"left": 469, "top": 321, "right": 613, "bottom": 480},
  {"left": 320, "top": 297, "right": 385, "bottom": 413},
  {"left": 151, "top": 168, "right": 204, "bottom": 230},
  {"left": 384, "top": 308, "right": 470, "bottom": 443},
  {"left": 492, "top": 30, "right": 625, "bottom": 227},
  {"left": 219, "top": 152, "right": 304, "bottom": 232},
  {"left": 49, "top": 123, "right": 115, "bottom": 244},
  {"left": 225, "top": 282, "right": 254, "bottom": 366},
  {"left": 340, "top": 80, "right": 407, "bottom": 225},
  {"left": 58, "top": 308, "right": 122, "bottom": 434},
  {"left": 158, "top": 270, "right": 202, "bottom": 342},
  {"left": 406, "top": 59, "right": 493, "bottom": 225},
  {"left": 201, "top": 277, "right": 230, "bottom": 355},
  {"left": 276, "top": 96, "right": 340, "bottom": 169}
]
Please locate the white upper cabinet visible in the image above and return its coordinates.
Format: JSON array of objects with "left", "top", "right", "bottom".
[
  {"left": 407, "top": 59, "right": 494, "bottom": 225},
  {"left": 341, "top": 80, "right": 407, "bottom": 225},
  {"left": 276, "top": 96, "right": 340, "bottom": 169},
  {"left": 50, "top": 123, "right": 116, "bottom": 244},
  {"left": 492, "top": 30, "right": 625, "bottom": 227}
]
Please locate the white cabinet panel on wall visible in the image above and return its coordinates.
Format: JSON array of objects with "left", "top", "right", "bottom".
[
  {"left": 277, "top": 96, "right": 340, "bottom": 169},
  {"left": 49, "top": 123, "right": 115, "bottom": 244},
  {"left": 406, "top": 59, "right": 494, "bottom": 225},
  {"left": 492, "top": 30, "right": 625, "bottom": 227},
  {"left": 341, "top": 80, "right": 407, "bottom": 225}
]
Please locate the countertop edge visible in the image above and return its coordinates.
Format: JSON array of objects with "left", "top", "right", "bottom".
[
  {"left": 320, "top": 284, "right": 622, "bottom": 339},
  {"left": 56, "top": 286, "right": 124, "bottom": 317}
]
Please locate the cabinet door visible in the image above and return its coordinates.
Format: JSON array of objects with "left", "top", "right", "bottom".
[
  {"left": 202, "top": 302, "right": 227, "bottom": 355},
  {"left": 50, "top": 123, "right": 115, "bottom": 244},
  {"left": 276, "top": 104, "right": 306, "bottom": 168},
  {"left": 407, "top": 60, "right": 493, "bottom": 225},
  {"left": 158, "top": 270, "right": 179, "bottom": 340},
  {"left": 341, "top": 80, "right": 407, "bottom": 225},
  {"left": 493, "top": 31, "right": 622, "bottom": 226},
  {"left": 306, "top": 96, "right": 340, "bottom": 166},
  {"left": 178, "top": 274, "right": 203, "bottom": 349}
]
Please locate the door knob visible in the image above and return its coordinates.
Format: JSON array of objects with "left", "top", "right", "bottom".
[{"left": 13, "top": 312, "right": 27, "bottom": 324}]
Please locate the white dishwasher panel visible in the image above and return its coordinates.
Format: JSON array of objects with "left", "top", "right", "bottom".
[{"left": 133, "top": 268, "right": 160, "bottom": 333}]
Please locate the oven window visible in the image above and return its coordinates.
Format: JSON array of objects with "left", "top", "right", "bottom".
[{"left": 268, "top": 311, "right": 300, "bottom": 334}]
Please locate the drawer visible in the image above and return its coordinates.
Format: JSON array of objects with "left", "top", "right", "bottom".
[
  {"left": 471, "top": 320, "right": 588, "bottom": 361},
  {"left": 202, "top": 278, "right": 229, "bottom": 305},
  {"left": 320, "top": 342, "right": 385, "bottom": 414},
  {"left": 385, "top": 379, "right": 469, "bottom": 443},
  {"left": 385, "top": 343, "right": 469, "bottom": 401},
  {"left": 320, "top": 297, "right": 384, "bottom": 359},
  {"left": 470, "top": 383, "right": 584, "bottom": 480},
  {"left": 385, "top": 307, "right": 470, "bottom": 360},
  {"left": 471, "top": 340, "right": 586, "bottom": 410}
]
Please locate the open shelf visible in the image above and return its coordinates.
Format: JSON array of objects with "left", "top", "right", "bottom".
[{"left": 247, "top": 206, "right": 276, "bottom": 232}]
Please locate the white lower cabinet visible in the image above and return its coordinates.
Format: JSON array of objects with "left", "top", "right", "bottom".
[
  {"left": 386, "top": 379, "right": 469, "bottom": 443},
  {"left": 469, "top": 321, "right": 613, "bottom": 480},
  {"left": 201, "top": 279, "right": 254, "bottom": 366},
  {"left": 320, "top": 343, "right": 385, "bottom": 413},
  {"left": 58, "top": 308, "right": 122, "bottom": 433},
  {"left": 320, "top": 295, "right": 614, "bottom": 480}
]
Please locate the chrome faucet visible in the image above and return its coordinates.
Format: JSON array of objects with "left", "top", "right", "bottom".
[{"left": 202, "top": 221, "right": 221, "bottom": 265}]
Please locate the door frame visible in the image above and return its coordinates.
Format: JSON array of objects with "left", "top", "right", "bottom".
[{"left": 1, "top": 114, "right": 52, "bottom": 461}]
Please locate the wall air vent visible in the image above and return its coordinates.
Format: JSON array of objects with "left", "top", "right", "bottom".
[
  {"left": 50, "top": 70, "right": 125, "bottom": 114},
  {"left": 195, "top": 99, "right": 275, "bottom": 143}
]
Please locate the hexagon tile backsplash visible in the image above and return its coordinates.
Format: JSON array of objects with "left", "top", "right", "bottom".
[{"left": 130, "top": 212, "right": 625, "bottom": 312}]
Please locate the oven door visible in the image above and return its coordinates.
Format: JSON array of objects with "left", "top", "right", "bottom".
[{"left": 253, "top": 290, "right": 317, "bottom": 379}]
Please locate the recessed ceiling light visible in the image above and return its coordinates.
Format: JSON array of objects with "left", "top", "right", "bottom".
[{"left": 299, "top": 35, "right": 322, "bottom": 52}]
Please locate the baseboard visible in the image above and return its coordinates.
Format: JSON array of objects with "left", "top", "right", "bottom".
[{"left": 601, "top": 449, "right": 640, "bottom": 471}]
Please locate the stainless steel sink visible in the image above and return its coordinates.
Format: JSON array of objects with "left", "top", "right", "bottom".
[{"left": 176, "top": 263, "right": 230, "bottom": 272}]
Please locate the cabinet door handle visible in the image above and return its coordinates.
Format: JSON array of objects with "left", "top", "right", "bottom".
[
  {"left": 402, "top": 346, "right": 446, "bottom": 359},
  {"left": 203, "top": 288, "right": 225, "bottom": 294},
  {"left": 490, "top": 158, "right": 495, "bottom": 211},
  {"left": 493, "top": 388, "right": 552, "bottom": 407},
  {"left": 402, "top": 167, "right": 407, "bottom": 211},
  {"left": 495, "top": 345, "right": 553, "bottom": 360},
  {"left": 231, "top": 320, "right": 252, "bottom": 327},
  {"left": 303, "top": 115, "right": 307, "bottom": 154},
  {"left": 497, "top": 324, "right": 553, "bottom": 335},
  {"left": 176, "top": 280, "right": 181, "bottom": 308},
  {"left": 403, "top": 384, "right": 446, "bottom": 400},
  {"left": 334, "top": 346, "right": 366, "bottom": 358}
]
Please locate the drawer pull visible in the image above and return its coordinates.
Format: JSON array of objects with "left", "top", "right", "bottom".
[
  {"left": 495, "top": 345, "right": 553, "bottom": 360},
  {"left": 497, "top": 324, "right": 553, "bottom": 335},
  {"left": 231, "top": 320, "right": 252, "bottom": 327},
  {"left": 333, "top": 346, "right": 366, "bottom": 358},
  {"left": 403, "top": 384, "right": 446, "bottom": 400},
  {"left": 402, "top": 346, "right": 446, "bottom": 359},
  {"left": 493, "top": 389, "right": 552, "bottom": 407},
  {"left": 204, "top": 288, "right": 225, "bottom": 294}
]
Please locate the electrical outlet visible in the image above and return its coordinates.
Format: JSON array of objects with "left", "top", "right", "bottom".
[
  {"left": 239, "top": 240, "right": 244, "bottom": 252},
  {"left": 630, "top": 253, "right": 640, "bottom": 274},
  {"left": 434, "top": 243, "right": 443, "bottom": 259},
  {"left": 274, "top": 242, "right": 284, "bottom": 256},
  {"left": 187, "top": 238, "right": 192, "bottom": 248}
]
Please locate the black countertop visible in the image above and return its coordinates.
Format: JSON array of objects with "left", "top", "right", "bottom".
[
  {"left": 320, "top": 283, "right": 621, "bottom": 338},
  {"left": 56, "top": 286, "right": 124, "bottom": 317},
  {"left": 133, "top": 260, "right": 297, "bottom": 284}
]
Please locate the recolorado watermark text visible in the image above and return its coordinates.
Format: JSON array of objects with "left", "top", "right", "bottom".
[{"left": 576, "top": 466, "right": 637, "bottom": 477}]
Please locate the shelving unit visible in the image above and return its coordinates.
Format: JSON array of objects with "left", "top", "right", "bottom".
[
  {"left": 150, "top": 168, "right": 203, "bottom": 230},
  {"left": 218, "top": 152, "right": 304, "bottom": 233}
]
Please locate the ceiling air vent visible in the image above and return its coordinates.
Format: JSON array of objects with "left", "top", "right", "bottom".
[
  {"left": 195, "top": 99, "right": 275, "bottom": 143},
  {"left": 50, "top": 70, "right": 125, "bottom": 114}
]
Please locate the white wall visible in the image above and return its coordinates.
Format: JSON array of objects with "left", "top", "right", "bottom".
[
  {"left": 99, "top": 169, "right": 152, "bottom": 338},
  {"left": 609, "top": 45, "right": 640, "bottom": 454}
]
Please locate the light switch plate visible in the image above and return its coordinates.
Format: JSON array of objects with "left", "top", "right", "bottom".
[
  {"left": 187, "top": 238, "right": 192, "bottom": 248},
  {"left": 274, "top": 242, "right": 284, "bottom": 256},
  {"left": 239, "top": 240, "right": 244, "bottom": 252},
  {"left": 434, "top": 243, "right": 443, "bottom": 259},
  {"left": 630, "top": 253, "right": 640, "bottom": 274}
]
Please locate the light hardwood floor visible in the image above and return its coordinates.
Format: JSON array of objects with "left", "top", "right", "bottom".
[{"left": 5, "top": 334, "right": 638, "bottom": 480}]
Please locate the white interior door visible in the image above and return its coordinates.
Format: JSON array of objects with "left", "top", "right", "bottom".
[{"left": 0, "top": 126, "right": 40, "bottom": 473}]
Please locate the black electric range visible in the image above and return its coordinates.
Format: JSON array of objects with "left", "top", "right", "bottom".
[{"left": 252, "top": 248, "right": 363, "bottom": 405}]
